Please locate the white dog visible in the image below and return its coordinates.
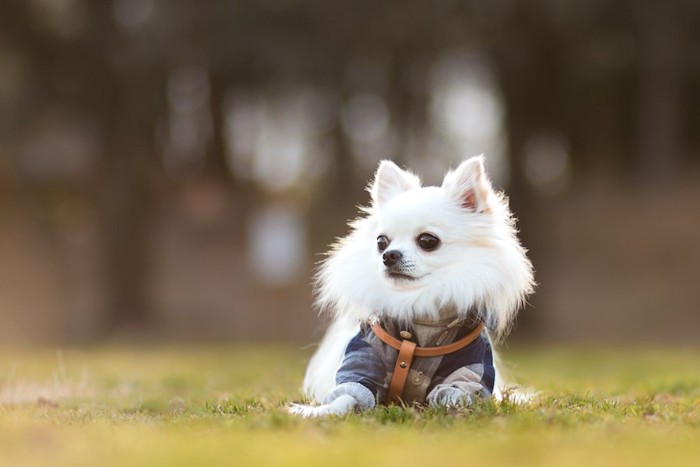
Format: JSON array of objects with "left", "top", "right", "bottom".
[{"left": 290, "top": 156, "right": 534, "bottom": 417}]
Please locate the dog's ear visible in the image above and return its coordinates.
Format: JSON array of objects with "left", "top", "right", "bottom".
[
  {"left": 442, "top": 155, "right": 492, "bottom": 213},
  {"left": 369, "top": 160, "right": 421, "bottom": 207}
]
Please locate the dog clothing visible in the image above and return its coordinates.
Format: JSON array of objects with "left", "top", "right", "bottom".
[{"left": 324, "top": 314, "right": 495, "bottom": 409}]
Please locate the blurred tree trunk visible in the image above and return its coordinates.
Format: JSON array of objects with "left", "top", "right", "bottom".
[
  {"left": 97, "top": 99, "right": 156, "bottom": 335},
  {"left": 490, "top": 4, "right": 568, "bottom": 337},
  {"left": 206, "top": 71, "right": 232, "bottom": 182},
  {"left": 636, "top": 2, "right": 684, "bottom": 180},
  {"left": 88, "top": 4, "right": 161, "bottom": 337}
]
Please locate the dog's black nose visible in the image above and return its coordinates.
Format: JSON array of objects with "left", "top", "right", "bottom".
[{"left": 382, "top": 250, "right": 402, "bottom": 267}]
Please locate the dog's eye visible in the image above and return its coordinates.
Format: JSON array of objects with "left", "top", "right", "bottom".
[
  {"left": 377, "top": 235, "right": 390, "bottom": 252},
  {"left": 417, "top": 233, "right": 440, "bottom": 251}
]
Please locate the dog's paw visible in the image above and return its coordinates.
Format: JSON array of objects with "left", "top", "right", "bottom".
[
  {"left": 287, "top": 403, "right": 330, "bottom": 418},
  {"left": 427, "top": 386, "right": 473, "bottom": 408},
  {"left": 287, "top": 394, "right": 358, "bottom": 418}
]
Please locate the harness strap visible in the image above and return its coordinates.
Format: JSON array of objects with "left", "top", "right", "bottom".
[
  {"left": 371, "top": 322, "right": 485, "bottom": 404},
  {"left": 386, "top": 339, "right": 416, "bottom": 404}
]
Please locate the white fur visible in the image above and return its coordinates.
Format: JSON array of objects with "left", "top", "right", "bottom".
[
  {"left": 289, "top": 394, "right": 358, "bottom": 417},
  {"left": 302, "top": 315, "right": 359, "bottom": 402},
  {"left": 295, "top": 156, "right": 535, "bottom": 415}
]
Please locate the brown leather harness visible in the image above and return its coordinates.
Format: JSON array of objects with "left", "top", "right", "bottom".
[{"left": 370, "top": 321, "right": 485, "bottom": 404}]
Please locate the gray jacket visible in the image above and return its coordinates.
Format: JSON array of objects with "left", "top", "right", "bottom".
[{"left": 324, "top": 315, "right": 495, "bottom": 409}]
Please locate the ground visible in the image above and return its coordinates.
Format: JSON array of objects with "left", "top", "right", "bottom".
[{"left": 0, "top": 345, "right": 698, "bottom": 466}]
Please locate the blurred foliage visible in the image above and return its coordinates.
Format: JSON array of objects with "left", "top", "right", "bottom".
[{"left": 0, "top": 0, "right": 699, "bottom": 342}]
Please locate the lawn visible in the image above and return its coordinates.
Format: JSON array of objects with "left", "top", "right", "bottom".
[{"left": 0, "top": 345, "right": 698, "bottom": 467}]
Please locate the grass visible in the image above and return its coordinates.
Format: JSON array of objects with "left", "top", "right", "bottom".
[{"left": 0, "top": 345, "right": 698, "bottom": 467}]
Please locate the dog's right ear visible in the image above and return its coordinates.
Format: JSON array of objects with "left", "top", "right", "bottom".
[{"left": 369, "top": 160, "right": 421, "bottom": 207}]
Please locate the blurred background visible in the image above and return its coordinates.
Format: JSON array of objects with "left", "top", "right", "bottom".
[{"left": 0, "top": 0, "right": 698, "bottom": 346}]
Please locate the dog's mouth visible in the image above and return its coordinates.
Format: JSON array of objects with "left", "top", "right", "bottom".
[{"left": 385, "top": 271, "right": 419, "bottom": 281}]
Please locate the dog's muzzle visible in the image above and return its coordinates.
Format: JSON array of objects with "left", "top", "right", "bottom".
[{"left": 382, "top": 251, "right": 418, "bottom": 281}]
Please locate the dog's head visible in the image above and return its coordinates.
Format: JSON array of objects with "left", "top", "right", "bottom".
[{"left": 316, "top": 156, "right": 535, "bottom": 339}]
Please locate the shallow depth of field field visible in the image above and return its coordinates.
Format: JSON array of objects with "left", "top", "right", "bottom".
[
  {"left": 3, "top": 2, "right": 700, "bottom": 467},
  {"left": 1, "top": 346, "right": 698, "bottom": 467}
]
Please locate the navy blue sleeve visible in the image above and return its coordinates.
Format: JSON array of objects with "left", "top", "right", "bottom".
[{"left": 335, "top": 332, "right": 387, "bottom": 396}]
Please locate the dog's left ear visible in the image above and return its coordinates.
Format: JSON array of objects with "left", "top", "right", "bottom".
[{"left": 442, "top": 155, "right": 492, "bottom": 213}]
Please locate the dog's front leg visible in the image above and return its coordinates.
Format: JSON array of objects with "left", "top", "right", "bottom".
[
  {"left": 426, "top": 366, "right": 490, "bottom": 408},
  {"left": 288, "top": 382, "right": 376, "bottom": 417},
  {"left": 426, "top": 384, "right": 476, "bottom": 407},
  {"left": 288, "top": 394, "right": 358, "bottom": 417}
]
